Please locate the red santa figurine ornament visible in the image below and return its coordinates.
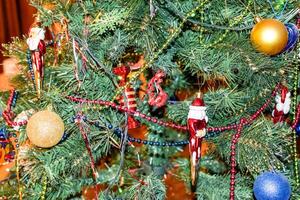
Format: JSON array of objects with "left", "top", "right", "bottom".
[
  {"left": 272, "top": 85, "right": 291, "bottom": 124},
  {"left": 187, "top": 92, "right": 208, "bottom": 186},
  {"left": 26, "top": 26, "right": 46, "bottom": 99}
]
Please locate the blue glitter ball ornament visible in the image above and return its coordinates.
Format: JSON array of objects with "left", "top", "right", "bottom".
[
  {"left": 282, "top": 23, "right": 299, "bottom": 52},
  {"left": 295, "top": 123, "right": 300, "bottom": 137},
  {"left": 253, "top": 171, "right": 291, "bottom": 200}
]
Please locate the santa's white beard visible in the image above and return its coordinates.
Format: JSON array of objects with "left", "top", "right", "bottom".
[{"left": 188, "top": 109, "right": 208, "bottom": 122}]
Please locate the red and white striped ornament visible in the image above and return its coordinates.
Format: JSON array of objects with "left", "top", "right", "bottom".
[{"left": 113, "top": 65, "right": 139, "bottom": 129}]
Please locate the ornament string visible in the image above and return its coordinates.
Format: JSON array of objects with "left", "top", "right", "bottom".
[
  {"left": 266, "top": 0, "right": 289, "bottom": 19},
  {"left": 72, "top": 38, "right": 82, "bottom": 88}
]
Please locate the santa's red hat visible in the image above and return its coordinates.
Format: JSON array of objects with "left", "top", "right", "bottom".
[
  {"left": 188, "top": 92, "right": 208, "bottom": 121},
  {"left": 190, "top": 92, "right": 206, "bottom": 111}
]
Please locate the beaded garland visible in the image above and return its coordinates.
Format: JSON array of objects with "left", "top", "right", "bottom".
[
  {"left": 199, "top": 0, "right": 253, "bottom": 48},
  {"left": 2, "top": 90, "right": 27, "bottom": 127},
  {"left": 4, "top": 83, "right": 300, "bottom": 199},
  {"left": 66, "top": 83, "right": 281, "bottom": 133},
  {"left": 290, "top": 45, "right": 300, "bottom": 186}
]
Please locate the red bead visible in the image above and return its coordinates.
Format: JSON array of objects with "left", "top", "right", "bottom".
[
  {"left": 128, "top": 110, "right": 135, "bottom": 115},
  {"left": 134, "top": 112, "right": 140, "bottom": 117},
  {"left": 157, "top": 121, "right": 163, "bottom": 125},
  {"left": 230, "top": 191, "right": 234, "bottom": 196},
  {"left": 230, "top": 180, "right": 235, "bottom": 185},
  {"left": 231, "top": 152, "right": 236, "bottom": 156},
  {"left": 151, "top": 118, "right": 157, "bottom": 123},
  {"left": 230, "top": 186, "right": 235, "bottom": 191},
  {"left": 231, "top": 169, "right": 236, "bottom": 174},
  {"left": 176, "top": 125, "right": 181, "bottom": 130},
  {"left": 230, "top": 145, "right": 235, "bottom": 150}
]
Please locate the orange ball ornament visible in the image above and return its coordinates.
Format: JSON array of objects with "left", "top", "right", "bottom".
[
  {"left": 26, "top": 110, "right": 64, "bottom": 148},
  {"left": 250, "top": 18, "right": 288, "bottom": 55}
]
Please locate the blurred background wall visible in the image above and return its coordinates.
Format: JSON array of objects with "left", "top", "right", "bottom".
[
  {"left": 0, "top": 0, "right": 36, "bottom": 62},
  {"left": 0, "top": 0, "right": 35, "bottom": 90}
]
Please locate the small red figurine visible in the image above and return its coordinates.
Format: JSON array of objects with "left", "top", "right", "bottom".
[
  {"left": 113, "top": 65, "right": 140, "bottom": 129},
  {"left": 26, "top": 26, "right": 46, "bottom": 99},
  {"left": 272, "top": 85, "right": 291, "bottom": 124},
  {"left": 187, "top": 92, "right": 208, "bottom": 186},
  {"left": 147, "top": 70, "right": 168, "bottom": 108}
]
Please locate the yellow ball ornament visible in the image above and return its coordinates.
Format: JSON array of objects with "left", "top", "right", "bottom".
[
  {"left": 26, "top": 110, "right": 64, "bottom": 148},
  {"left": 250, "top": 18, "right": 288, "bottom": 55}
]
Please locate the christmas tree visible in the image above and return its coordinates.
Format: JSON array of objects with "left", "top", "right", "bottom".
[{"left": 0, "top": 0, "right": 299, "bottom": 199}]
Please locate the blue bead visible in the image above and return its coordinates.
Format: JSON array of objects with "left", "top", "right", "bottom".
[
  {"left": 108, "top": 124, "right": 113, "bottom": 129},
  {"left": 136, "top": 139, "right": 141, "bottom": 143},
  {"left": 295, "top": 123, "right": 300, "bottom": 136},
  {"left": 162, "top": 142, "right": 166, "bottom": 146},
  {"left": 115, "top": 131, "right": 121, "bottom": 137},
  {"left": 253, "top": 171, "right": 291, "bottom": 200},
  {"left": 143, "top": 140, "right": 148, "bottom": 144},
  {"left": 148, "top": 141, "right": 153, "bottom": 145}
]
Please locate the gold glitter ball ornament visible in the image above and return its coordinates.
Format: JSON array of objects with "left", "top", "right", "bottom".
[
  {"left": 26, "top": 110, "right": 64, "bottom": 148},
  {"left": 250, "top": 18, "right": 288, "bottom": 55}
]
